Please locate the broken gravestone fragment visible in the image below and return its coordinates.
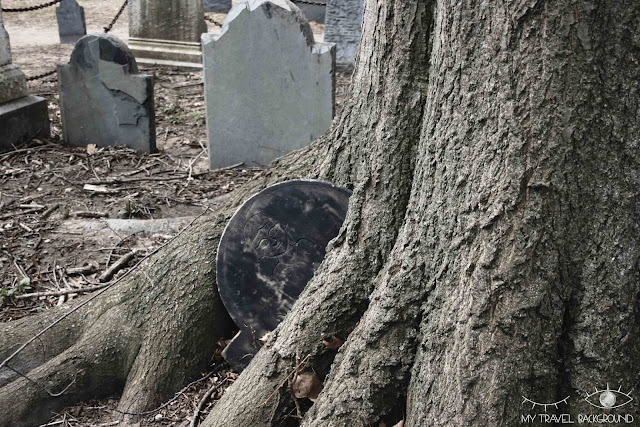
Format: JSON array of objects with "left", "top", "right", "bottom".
[
  {"left": 217, "top": 180, "right": 351, "bottom": 371},
  {"left": 202, "top": 0, "right": 336, "bottom": 169},
  {"left": 56, "top": 0, "right": 86, "bottom": 44},
  {"left": 57, "top": 33, "right": 156, "bottom": 153}
]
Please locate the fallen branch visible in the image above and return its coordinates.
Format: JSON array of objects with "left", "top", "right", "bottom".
[
  {"left": 74, "top": 211, "right": 108, "bottom": 219},
  {"left": 15, "top": 283, "right": 112, "bottom": 300},
  {"left": 99, "top": 251, "right": 135, "bottom": 282},
  {"left": 189, "top": 380, "right": 219, "bottom": 427},
  {"left": 40, "top": 203, "right": 59, "bottom": 219}
]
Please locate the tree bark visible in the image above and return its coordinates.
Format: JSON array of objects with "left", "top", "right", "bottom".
[{"left": 2, "top": 0, "right": 640, "bottom": 426}]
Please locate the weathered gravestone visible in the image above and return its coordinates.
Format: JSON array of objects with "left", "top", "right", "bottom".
[
  {"left": 204, "top": 0, "right": 232, "bottom": 13},
  {"left": 202, "top": 0, "right": 335, "bottom": 169},
  {"left": 217, "top": 180, "right": 351, "bottom": 370},
  {"left": 128, "top": 0, "right": 207, "bottom": 68},
  {"left": 324, "top": 0, "right": 365, "bottom": 67},
  {"left": 0, "top": 1, "right": 50, "bottom": 152},
  {"left": 57, "top": 34, "right": 156, "bottom": 153},
  {"left": 56, "top": 0, "right": 86, "bottom": 44}
]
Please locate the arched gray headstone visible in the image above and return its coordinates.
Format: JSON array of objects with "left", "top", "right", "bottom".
[
  {"left": 202, "top": 0, "right": 336, "bottom": 169},
  {"left": 57, "top": 34, "right": 156, "bottom": 153},
  {"left": 217, "top": 180, "right": 351, "bottom": 370},
  {"left": 56, "top": 0, "right": 86, "bottom": 45}
]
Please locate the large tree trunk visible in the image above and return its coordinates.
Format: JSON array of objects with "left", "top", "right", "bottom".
[{"left": 2, "top": 0, "right": 639, "bottom": 426}]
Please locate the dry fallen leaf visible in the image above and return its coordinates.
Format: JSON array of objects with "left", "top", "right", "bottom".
[
  {"left": 86, "top": 144, "right": 98, "bottom": 155},
  {"left": 322, "top": 335, "right": 344, "bottom": 349},
  {"left": 292, "top": 371, "right": 323, "bottom": 402},
  {"left": 259, "top": 331, "right": 273, "bottom": 344}
]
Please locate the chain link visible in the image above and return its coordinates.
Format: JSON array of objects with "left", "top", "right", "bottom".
[
  {"left": 26, "top": 69, "right": 56, "bottom": 81},
  {"left": 291, "top": 0, "right": 327, "bottom": 6},
  {"left": 204, "top": 15, "right": 222, "bottom": 27},
  {"left": 103, "top": 0, "right": 128, "bottom": 33},
  {"left": 1, "top": 0, "right": 62, "bottom": 13},
  {"left": 21, "top": 0, "right": 128, "bottom": 81}
]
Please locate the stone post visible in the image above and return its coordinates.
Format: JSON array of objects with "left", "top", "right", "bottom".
[
  {"left": 128, "top": 0, "right": 207, "bottom": 68},
  {"left": 0, "top": 1, "right": 50, "bottom": 152}
]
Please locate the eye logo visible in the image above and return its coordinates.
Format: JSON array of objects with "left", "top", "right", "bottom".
[
  {"left": 584, "top": 384, "right": 633, "bottom": 410},
  {"left": 522, "top": 395, "right": 570, "bottom": 412}
]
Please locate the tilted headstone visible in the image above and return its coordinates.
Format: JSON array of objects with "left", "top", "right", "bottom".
[
  {"left": 57, "top": 34, "right": 156, "bottom": 153},
  {"left": 202, "top": 0, "right": 336, "bottom": 169},
  {"left": 324, "top": 0, "right": 365, "bottom": 67},
  {"left": 204, "top": 0, "right": 232, "bottom": 13},
  {"left": 217, "top": 180, "right": 351, "bottom": 371},
  {"left": 0, "top": 1, "right": 50, "bottom": 152},
  {"left": 56, "top": 0, "right": 86, "bottom": 45},
  {"left": 128, "top": 0, "right": 207, "bottom": 68}
]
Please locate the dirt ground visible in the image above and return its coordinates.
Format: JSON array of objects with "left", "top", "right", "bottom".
[{"left": 1, "top": 1, "right": 351, "bottom": 425}]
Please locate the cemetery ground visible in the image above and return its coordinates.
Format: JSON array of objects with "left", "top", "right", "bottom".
[{"left": 0, "top": 3, "right": 351, "bottom": 425}]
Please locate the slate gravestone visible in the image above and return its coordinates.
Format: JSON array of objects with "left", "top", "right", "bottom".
[
  {"left": 0, "top": 1, "right": 50, "bottom": 152},
  {"left": 324, "top": 0, "right": 365, "bottom": 66},
  {"left": 128, "top": 0, "right": 207, "bottom": 68},
  {"left": 57, "top": 34, "right": 156, "bottom": 153},
  {"left": 204, "top": 0, "right": 232, "bottom": 13},
  {"left": 56, "top": 0, "right": 86, "bottom": 44},
  {"left": 217, "top": 180, "right": 351, "bottom": 370},
  {"left": 202, "top": 0, "right": 335, "bottom": 169}
]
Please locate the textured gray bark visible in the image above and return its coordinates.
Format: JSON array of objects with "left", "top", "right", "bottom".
[{"left": 1, "top": 0, "right": 639, "bottom": 426}]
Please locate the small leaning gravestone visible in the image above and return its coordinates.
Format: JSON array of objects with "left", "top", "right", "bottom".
[
  {"left": 202, "top": 0, "right": 336, "bottom": 169},
  {"left": 56, "top": 0, "right": 86, "bottom": 45},
  {"left": 57, "top": 34, "right": 156, "bottom": 153}
]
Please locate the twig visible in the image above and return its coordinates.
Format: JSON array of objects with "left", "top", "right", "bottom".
[
  {"left": 15, "top": 283, "right": 112, "bottom": 300},
  {"left": 210, "top": 162, "right": 244, "bottom": 173},
  {"left": 99, "top": 251, "right": 135, "bottom": 282},
  {"left": 73, "top": 210, "right": 108, "bottom": 218},
  {"left": 258, "top": 354, "right": 310, "bottom": 407},
  {"left": 40, "top": 203, "right": 59, "bottom": 219},
  {"left": 189, "top": 380, "right": 218, "bottom": 427},
  {"left": 0, "top": 207, "right": 41, "bottom": 220},
  {"left": 0, "top": 207, "right": 213, "bottom": 372},
  {"left": 88, "top": 175, "right": 188, "bottom": 185},
  {"left": 113, "top": 371, "right": 216, "bottom": 416}
]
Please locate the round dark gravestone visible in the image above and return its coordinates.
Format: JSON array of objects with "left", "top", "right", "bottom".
[{"left": 217, "top": 179, "right": 351, "bottom": 370}]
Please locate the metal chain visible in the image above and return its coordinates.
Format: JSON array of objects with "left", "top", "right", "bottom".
[
  {"left": 22, "top": 0, "right": 127, "bottom": 81},
  {"left": 26, "top": 69, "right": 56, "bottom": 81},
  {"left": 204, "top": 15, "right": 222, "bottom": 27},
  {"left": 103, "top": 0, "right": 128, "bottom": 33},
  {"left": 291, "top": 0, "right": 327, "bottom": 6},
  {"left": 1, "top": 0, "right": 62, "bottom": 13}
]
